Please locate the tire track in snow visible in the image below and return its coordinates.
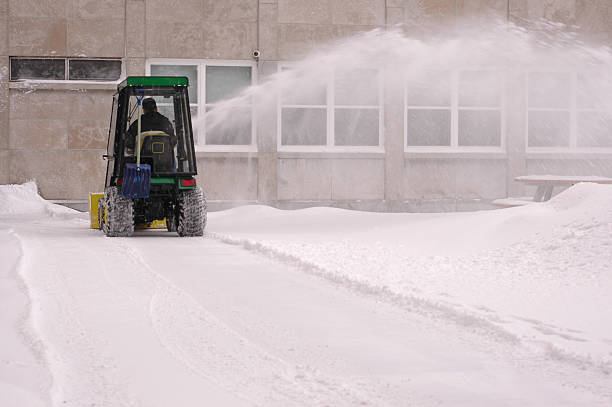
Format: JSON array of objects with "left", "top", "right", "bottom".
[
  {"left": 4, "top": 229, "right": 52, "bottom": 407},
  {"left": 111, "top": 239, "right": 385, "bottom": 407},
  {"left": 207, "top": 232, "right": 520, "bottom": 344},
  {"left": 207, "top": 232, "right": 612, "bottom": 401},
  {"left": 12, "top": 222, "right": 136, "bottom": 407}
]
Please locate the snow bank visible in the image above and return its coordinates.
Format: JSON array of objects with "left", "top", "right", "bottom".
[
  {"left": 0, "top": 182, "right": 49, "bottom": 215},
  {"left": 548, "top": 181, "right": 612, "bottom": 212},
  {"left": 208, "top": 183, "right": 612, "bottom": 371},
  {"left": 0, "top": 182, "right": 84, "bottom": 219}
]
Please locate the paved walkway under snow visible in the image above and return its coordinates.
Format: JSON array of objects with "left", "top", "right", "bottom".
[{"left": 1, "top": 211, "right": 610, "bottom": 406}]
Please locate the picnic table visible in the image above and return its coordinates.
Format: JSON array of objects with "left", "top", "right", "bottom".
[{"left": 493, "top": 175, "right": 612, "bottom": 207}]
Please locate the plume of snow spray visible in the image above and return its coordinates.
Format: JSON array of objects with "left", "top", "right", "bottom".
[
  {"left": 198, "top": 19, "right": 612, "bottom": 202},
  {"left": 200, "top": 19, "right": 612, "bottom": 143}
]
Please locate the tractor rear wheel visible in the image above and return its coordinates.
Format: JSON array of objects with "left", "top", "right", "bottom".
[
  {"left": 102, "top": 186, "right": 134, "bottom": 237},
  {"left": 177, "top": 187, "right": 206, "bottom": 237}
]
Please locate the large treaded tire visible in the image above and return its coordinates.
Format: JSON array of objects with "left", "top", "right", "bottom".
[
  {"left": 102, "top": 186, "right": 134, "bottom": 237},
  {"left": 177, "top": 187, "right": 206, "bottom": 237}
]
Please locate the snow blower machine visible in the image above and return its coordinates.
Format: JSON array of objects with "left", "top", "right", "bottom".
[{"left": 90, "top": 76, "right": 206, "bottom": 237}]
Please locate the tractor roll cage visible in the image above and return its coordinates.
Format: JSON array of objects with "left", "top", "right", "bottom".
[{"left": 105, "top": 77, "right": 197, "bottom": 187}]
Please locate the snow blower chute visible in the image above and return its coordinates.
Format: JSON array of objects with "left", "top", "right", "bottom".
[{"left": 90, "top": 76, "right": 206, "bottom": 237}]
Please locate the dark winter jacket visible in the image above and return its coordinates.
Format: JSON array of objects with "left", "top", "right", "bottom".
[{"left": 126, "top": 111, "right": 176, "bottom": 149}]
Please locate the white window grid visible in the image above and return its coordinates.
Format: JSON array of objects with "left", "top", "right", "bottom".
[
  {"left": 277, "top": 64, "right": 385, "bottom": 152},
  {"left": 404, "top": 70, "right": 507, "bottom": 153},
  {"left": 9, "top": 57, "right": 125, "bottom": 82},
  {"left": 146, "top": 59, "right": 257, "bottom": 152},
  {"left": 526, "top": 71, "right": 612, "bottom": 153}
]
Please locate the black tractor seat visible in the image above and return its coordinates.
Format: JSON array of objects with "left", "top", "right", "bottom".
[{"left": 129, "top": 131, "right": 176, "bottom": 174}]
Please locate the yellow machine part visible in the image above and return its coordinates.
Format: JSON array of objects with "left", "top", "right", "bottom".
[
  {"left": 135, "top": 219, "right": 167, "bottom": 229},
  {"left": 89, "top": 192, "right": 104, "bottom": 229},
  {"left": 89, "top": 192, "right": 167, "bottom": 230}
]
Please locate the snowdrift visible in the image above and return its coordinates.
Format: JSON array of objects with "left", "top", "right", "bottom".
[
  {"left": 1, "top": 180, "right": 610, "bottom": 372},
  {"left": 209, "top": 183, "right": 612, "bottom": 370},
  {"left": 0, "top": 182, "right": 85, "bottom": 219},
  {"left": 0, "top": 183, "right": 612, "bottom": 405}
]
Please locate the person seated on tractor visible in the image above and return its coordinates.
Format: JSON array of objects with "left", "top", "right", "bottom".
[{"left": 126, "top": 97, "right": 177, "bottom": 150}]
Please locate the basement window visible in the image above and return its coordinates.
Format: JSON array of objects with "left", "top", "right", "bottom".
[
  {"left": 9, "top": 57, "right": 123, "bottom": 82},
  {"left": 68, "top": 59, "right": 122, "bottom": 81},
  {"left": 9, "top": 58, "right": 65, "bottom": 80}
]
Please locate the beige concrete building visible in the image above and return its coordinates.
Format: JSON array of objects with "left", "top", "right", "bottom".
[{"left": 2, "top": 0, "right": 612, "bottom": 211}]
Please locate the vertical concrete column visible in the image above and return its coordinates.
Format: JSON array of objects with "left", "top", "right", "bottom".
[
  {"left": 256, "top": 60, "right": 279, "bottom": 202},
  {"left": 383, "top": 67, "right": 405, "bottom": 204},
  {"left": 257, "top": 1, "right": 279, "bottom": 203},
  {"left": 126, "top": 0, "right": 146, "bottom": 75},
  {"left": 65, "top": 0, "right": 123, "bottom": 199},
  {"left": 259, "top": 0, "right": 279, "bottom": 61},
  {"left": 505, "top": 70, "right": 527, "bottom": 197},
  {"left": 0, "top": 0, "right": 9, "bottom": 183},
  {"left": 383, "top": 1, "right": 406, "bottom": 206},
  {"left": 386, "top": 3, "right": 404, "bottom": 27}
]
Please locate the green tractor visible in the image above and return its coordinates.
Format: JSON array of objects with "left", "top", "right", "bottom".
[{"left": 91, "top": 76, "right": 206, "bottom": 237}]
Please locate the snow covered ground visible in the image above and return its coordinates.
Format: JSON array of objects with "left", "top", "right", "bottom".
[
  {"left": 1, "top": 182, "right": 611, "bottom": 406},
  {"left": 211, "top": 183, "right": 612, "bottom": 369}
]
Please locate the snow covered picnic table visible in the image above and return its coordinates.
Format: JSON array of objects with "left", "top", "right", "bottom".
[{"left": 493, "top": 175, "right": 612, "bottom": 207}]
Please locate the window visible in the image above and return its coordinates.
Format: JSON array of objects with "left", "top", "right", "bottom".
[
  {"left": 527, "top": 71, "right": 612, "bottom": 150},
  {"left": 405, "top": 70, "right": 504, "bottom": 151},
  {"left": 205, "top": 66, "right": 253, "bottom": 145},
  {"left": 10, "top": 58, "right": 65, "bottom": 80},
  {"left": 278, "top": 65, "right": 383, "bottom": 151},
  {"left": 147, "top": 60, "right": 256, "bottom": 151},
  {"left": 406, "top": 71, "right": 451, "bottom": 147},
  {"left": 527, "top": 72, "right": 571, "bottom": 148},
  {"left": 576, "top": 72, "right": 612, "bottom": 148},
  {"left": 10, "top": 58, "right": 122, "bottom": 81},
  {"left": 149, "top": 64, "right": 199, "bottom": 144},
  {"left": 123, "top": 87, "right": 196, "bottom": 175}
]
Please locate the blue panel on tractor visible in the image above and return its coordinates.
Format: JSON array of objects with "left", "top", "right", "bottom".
[{"left": 122, "top": 163, "right": 151, "bottom": 198}]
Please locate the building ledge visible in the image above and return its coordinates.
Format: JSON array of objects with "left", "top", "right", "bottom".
[
  {"left": 195, "top": 151, "right": 258, "bottom": 159},
  {"left": 195, "top": 151, "right": 387, "bottom": 159},
  {"left": 526, "top": 151, "right": 612, "bottom": 160},
  {"left": 278, "top": 151, "right": 385, "bottom": 159},
  {"left": 47, "top": 200, "right": 89, "bottom": 212},
  {"left": 57, "top": 199, "right": 498, "bottom": 214},
  {"left": 206, "top": 199, "right": 497, "bottom": 213},
  {"left": 9, "top": 81, "right": 117, "bottom": 91},
  {"left": 404, "top": 151, "right": 507, "bottom": 159}
]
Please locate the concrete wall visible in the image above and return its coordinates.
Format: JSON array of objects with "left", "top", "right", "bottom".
[
  {"left": 0, "top": 0, "right": 9, "bottom": 185},
  {"left": 1, "top": 0, "right": 612, "bottom": 210},
  {"left": 3, "top": 0, "right": 120, "bottom": 199}
]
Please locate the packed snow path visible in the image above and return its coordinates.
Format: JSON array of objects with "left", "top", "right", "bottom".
[{"left": 1, "top": 183, "right": 611, "bottom": 406}]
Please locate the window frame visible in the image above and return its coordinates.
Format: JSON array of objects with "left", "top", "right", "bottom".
[
  {"left": 277, "top": 63, "right": 385, "bottom": 153},
  {"left": 526, "top": 70, "right": 612, "bottom": 153},
  {"left": 9, "top": 57, "right": 124, "bottom": 83},
  {"left": 147, "top": 58, "right": 257, "bottom": 153},
  {"left": 404, "top": 69, "right": 507, "bottom": 153}
]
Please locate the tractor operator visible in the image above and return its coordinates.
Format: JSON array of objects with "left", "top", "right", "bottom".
[{"left": 126, "top": 97, "right": 177, "bottom": 149}]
